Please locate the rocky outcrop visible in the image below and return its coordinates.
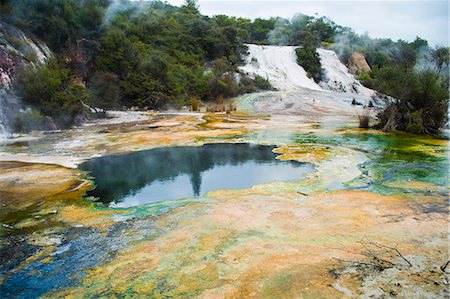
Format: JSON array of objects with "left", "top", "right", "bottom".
[
  {"left": 63, "top": 38, "right": 100, "bottom": 79},
  {"left": 0, "top": 20, "right": 51, "bottom": 89},
  {"left": 347, "top": 52, "right": 371, "bottom": 76},
  {"left": 317, "top": 49, "right": 374, "bottom": 96},
  {"left": 0, "top": 21, "right": 52, "bottom": 137}
]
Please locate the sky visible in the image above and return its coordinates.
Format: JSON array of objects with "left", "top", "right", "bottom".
[{"left": 165, "top": 0, "right": 449, "bottom": 46}]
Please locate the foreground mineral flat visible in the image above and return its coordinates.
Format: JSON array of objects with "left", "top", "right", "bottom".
[{"left": 0, "top": 112, "right": 448, "bottom": 298}]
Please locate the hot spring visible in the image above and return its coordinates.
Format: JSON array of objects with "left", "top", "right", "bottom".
[{"left": 79, "top": 143, "right": 315, "bottom": 207}]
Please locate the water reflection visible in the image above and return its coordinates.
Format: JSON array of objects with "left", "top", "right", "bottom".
[{"left": 79, "top": 143, "right": 314, "bottom": 207}]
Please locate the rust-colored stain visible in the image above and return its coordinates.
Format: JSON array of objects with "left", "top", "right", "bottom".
[{"left": 0, "top": 112, "right": 448, "bottom": 298}]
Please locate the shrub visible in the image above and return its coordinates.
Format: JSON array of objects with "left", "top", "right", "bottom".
[
  {"left": 12, "top": 109, "right": 44, "bottom": 133},
  {"left": 374, "top": 68, "right": 449, "bottom": 134},
  {"left": 88, "top": 72, "right": 121, "bottom": 112},
  {"left": 357, "top": 109, "right": 370, "bottom": 128},
  {"left": 206, "top": 103, "right": 225, "bottom": 113},
  {"left": 190, "top": 97, "right": 201, "bottom": 111},
  {"left": 295, "top": 46, "right": 323, "bottom": 83},
  {"left": 238, "top": 73, "right": 275, "bottom": 94},
  {"left": 406, "top": 109, "right": 425, "bottom": 134},
  {"left": 253, "top": 75, "right": 274, "bottom": 90},
  {"left": 52, "top": 83, "right": 90, "bottom": 127},
  {"left": 16, "top": 60, "right": 90, "bottom": 128},
  {"left": 226, "top": 102, "right": 236, "bottom": 114},
  {"left": 358, "top": 73, "right": 375, "bottom": 89}
]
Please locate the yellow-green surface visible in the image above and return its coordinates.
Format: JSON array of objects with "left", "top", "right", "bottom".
[{"left": 0, "top": 113, "right": 448, "bottom": 298}]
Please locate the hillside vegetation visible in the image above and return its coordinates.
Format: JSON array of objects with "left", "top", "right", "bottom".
[
  {"left": 1, "top": 0, "right": 448, "bottom": 133},
  {"left": 1, "top": 0, "right": 274, "bottom": 127}
]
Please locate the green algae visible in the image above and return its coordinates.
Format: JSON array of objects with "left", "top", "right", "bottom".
[
  {"left": 286, "top": 129, "right": 449, "bottom": 195},
  {"left": 1, "top": 115, "right": 449, "bottom": 298},
  {"left": 126, "top": 198, "right": 215, "bottom": 219},
  {"left": 346, "top": 133, "right": 448, "bottom": 195},
  {"left": 238, "top": 125, "right": 448, "bottom": 197},
  {"left": 195, "top": 133, "right": 246, "bottom": 142}
]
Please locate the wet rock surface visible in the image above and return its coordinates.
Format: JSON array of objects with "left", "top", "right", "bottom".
[{"left": 0, "top": 113, "right": 448, "bottom": 298}]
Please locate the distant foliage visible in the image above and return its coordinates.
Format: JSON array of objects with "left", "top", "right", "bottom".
[
  {"left": 212, "top": 15, "right": 276, "bottom": 45},
  {"left": 1, "top": 0, "right": 109, "bottom": 50},
  {"left": 88, "top": 72, "right": 121, "bottom": 112},
  {"left": 4, "top": 0, "right": 449, "bottom": 135},
  {"left": 93, "top": 1, "right": 274, "bottom": 108},
  {"left": 17, "top": 60, "right": 89, "bottom": 128},
  {"left": 12, "top": 109, "right": 44, "bottom": 133},
  {"left": 357, "top": 109, "right": 370, "bottom": 128},
  {"left": 295, "top": 47, "right": 323, "bottom": 83},
  {"left": 253, "top": 75, "right": 274, "bottom": 90},
  {"left": 268, "top": 14, "right": 339, "bottom": 46},
  {"left": 239, "top": 74, "right": 275, "bottom": 94},
  {"left": 374, "top": 68, "right": 449, "bottom": 134},
  {"left": 329, "top": 29, "right": 450, "bottom": 134},
  {"left": 190, "top": 97, "right": 201, "bottom": 111},
  {"left": 7, "top": 0, "right": 276, "bottom": 121}
]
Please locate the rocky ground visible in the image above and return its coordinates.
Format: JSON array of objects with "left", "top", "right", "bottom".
[{"left": 0, "top": 111, "right": 448, "bottom": 298}]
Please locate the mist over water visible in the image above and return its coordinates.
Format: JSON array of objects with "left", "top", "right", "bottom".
[
  {"left": 80, "top": 143, "right": 315, "bottom": 207},
  {"left": 0, "top": 91, "right": 20, "bottom": 139}
]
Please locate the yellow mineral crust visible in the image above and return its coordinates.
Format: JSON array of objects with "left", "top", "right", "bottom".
[
  {"left": 51, "top": 189, "right": 447, "bottom": 298},
  {"left": 1, "top": 113, "right": 448, "bottom": 298},
  {"left": 0, "top": 161, "right": 123, "bottom": 231}
]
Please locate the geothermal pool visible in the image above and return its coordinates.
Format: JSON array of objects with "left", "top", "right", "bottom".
[
  {"left": 79, "top": 143, "right": 315, "bottom": 207},
  {"left": 0, "top": 113, "right": 448, "bottom": 298}
]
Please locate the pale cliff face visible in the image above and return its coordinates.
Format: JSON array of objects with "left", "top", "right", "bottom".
[
  {"left": 348, "top": 52, "right": 371, "bottom": 76},
  {"left": 0, "top": 21, "right": 52, "bottom": 137},
  {"left": 0, "top": 21, "right": 51, "bottom": 91},
  {"left": 0, "top": 51, "right": 15, "bottom": 89}
]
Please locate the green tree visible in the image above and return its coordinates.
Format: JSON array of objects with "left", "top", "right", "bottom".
[
  {"left": 5, "top": 0, "right": 109, "bottom": 50},
  {"left": 374, "top": 66, "right": 448, "bottom": 133},
  {"left": 88, "top": 72, "right": 121, "bottom": 112},
  {"left": 433, "top": 46, "right": 450, "bottom": 76},
  {"left": 295, "top": 46, "right": 323, "bottom": 83},
  {"left": 17, "top": 60, "right": 88, "bottom": 127}
]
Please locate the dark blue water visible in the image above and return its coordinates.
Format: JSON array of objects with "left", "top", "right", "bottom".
[{"left": 79, "top": 143, "right": 314, "bottom": 207}]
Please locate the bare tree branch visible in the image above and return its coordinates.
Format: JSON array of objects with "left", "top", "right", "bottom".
[{"left": 440, "top": 260, "right": 450, "bottom": 273}]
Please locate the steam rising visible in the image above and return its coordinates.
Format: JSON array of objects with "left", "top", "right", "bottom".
[
  {"left": 0, "top": 91, "right": 20, "bottom": 139},
  {"left": 267, "top": 13, "right": 311, "bottom": 46}
]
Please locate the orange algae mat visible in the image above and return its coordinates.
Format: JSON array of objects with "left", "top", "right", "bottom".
[{"left": 0, "top": 113, "right": 448, "bottom": 298}]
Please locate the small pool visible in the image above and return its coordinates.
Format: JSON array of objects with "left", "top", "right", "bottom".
[{"left": 79, "top": 143, "right": 314, "bottom": 207}]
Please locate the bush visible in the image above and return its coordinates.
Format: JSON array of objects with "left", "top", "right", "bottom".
[
  {"left": 17, "top": 59, "right": 69, "bottom": 108},
  {"left": 406, "top": 109, "right": 425, "bottom": 134},
  {"left": 88, "top": 72, "right": 121, "bottom": 112},
  {"left": 358, "top": 73, "right": 375, "bottom": 89},
  {"left": 357, "top": 109, "right": 370, "bottom": 128},
  {"left": 253, "top": 75, "right": 274, "bottom": 90},
  {"left": 190, "top": 97, "right": 201, "bottom": 111},
  {"left": 226, "top": 102, "right": 236, "bottom": 113},
  {"left": 295, "top": 46, "right": 323, "bottom": 83},
  {"left": 374, "top": 68, "right": 449, "bottom": 134},
  {"left": 206, "top": 103, "right": 225, "bottom": 113},
  {"left": 16, "top": 60, "right": 89, "bottom": 128},
  {"left": 238, "top": 73, "right": 275, "bottom": 94},
  {"left": 52, "top": 83, "right": 90, "bottom": 127},
  {"left": 13, "top": 110, "right": 44, "bottom": 133}
]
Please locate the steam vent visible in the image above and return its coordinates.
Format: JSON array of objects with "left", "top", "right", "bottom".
[{"left": 0, "top": 1, "right": 448, "bottom": 298}]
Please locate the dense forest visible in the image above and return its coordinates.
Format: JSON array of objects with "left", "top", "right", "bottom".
[
  {"left": 1, "top": 0, "right": 275, "bottom": 128},
  {"left": 259, "top": 13, "right": 449, "bottom": 133},
  {"left": 1, "top": 0, "right": 448, "bottom": 133}
]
